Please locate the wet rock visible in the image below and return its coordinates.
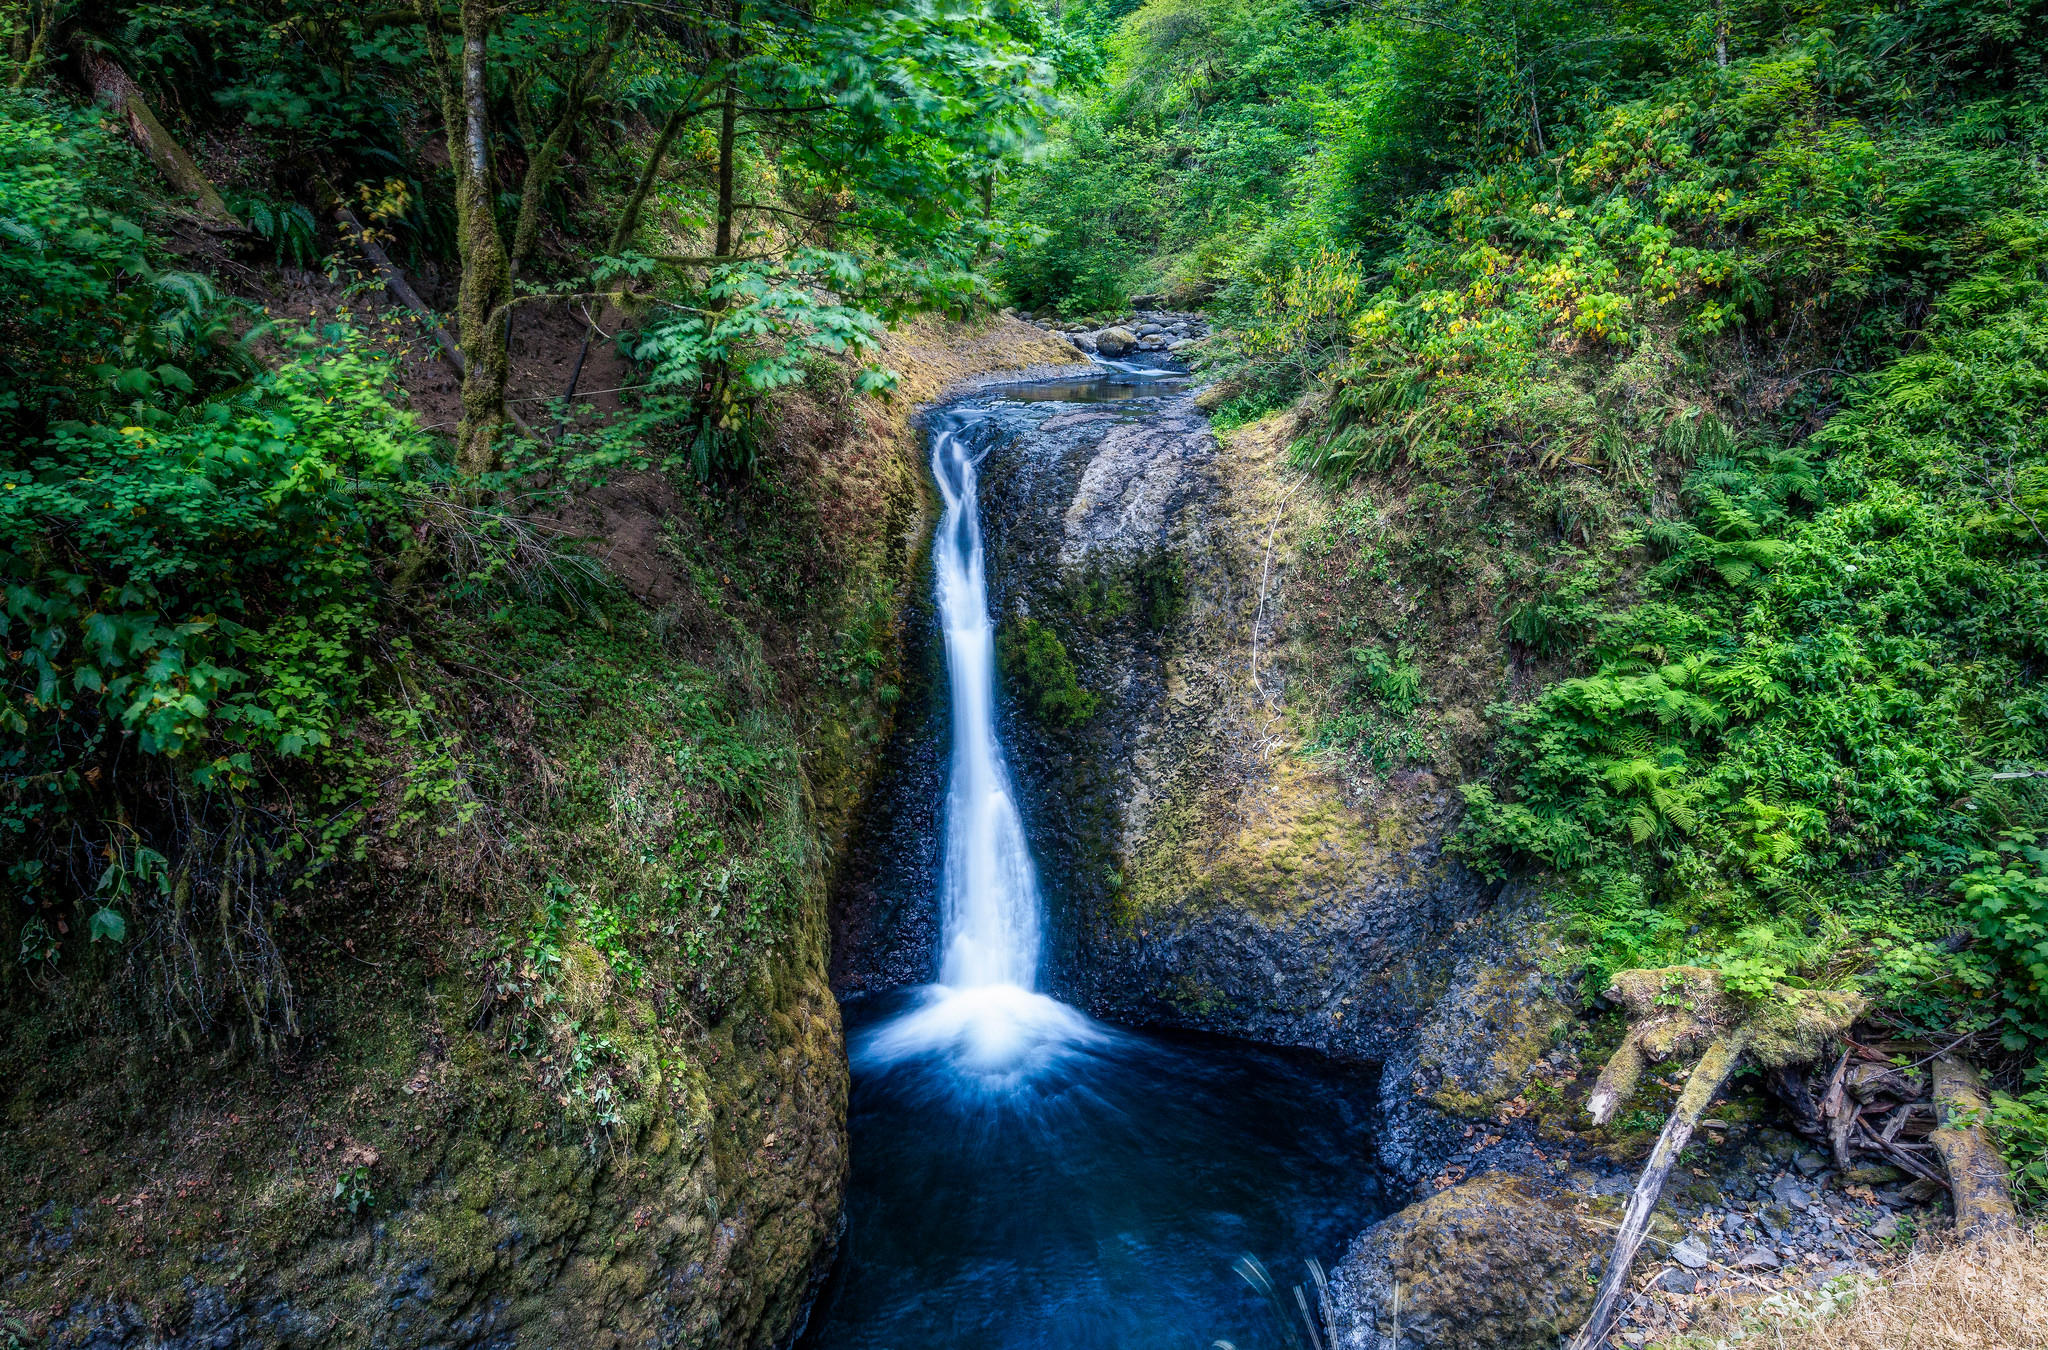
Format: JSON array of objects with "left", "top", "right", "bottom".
[
  {"left": 1902, "top": 1176, "right": 1946, "bottom": 1204},
  {"left": 1057, "top": 406, "right": 1214, "bottom": 564},
  {"left": 1068, "top": 331, "right": 1098, "bottom": 354},
  {"left": 1328, "top": 1174, "right": 1607, "bottom": 1350},
  {"left": 1094, "top": 325, "right": 1138, "bottom": 356},
  {"left": 1406, "top": 945, "right": 1572, "bottom": 1119},
  {"left": 1772, "top": 1174, "right": 1814, "bottom": 1210}
]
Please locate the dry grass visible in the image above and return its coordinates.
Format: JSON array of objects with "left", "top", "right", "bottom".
[{"left": 1674, "top": 1227, "right": 2048, "bottom": 1350}]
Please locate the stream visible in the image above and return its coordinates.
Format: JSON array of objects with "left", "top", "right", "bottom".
[{"left": 804, "top": 365, "right": 1386, "bottom": 1350}]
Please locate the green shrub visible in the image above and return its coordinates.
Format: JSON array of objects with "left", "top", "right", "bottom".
[{"left": 1458, "top": 216, "right": 2048, "bottom": 1040}]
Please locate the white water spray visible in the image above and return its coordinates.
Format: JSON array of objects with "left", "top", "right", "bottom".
[{"left": 857, "top": 410, "right": 1104, "bottom": 1078}]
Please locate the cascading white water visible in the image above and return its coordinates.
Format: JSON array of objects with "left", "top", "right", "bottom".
[
  {"left": 929, "top": 413, "right": 1043, "bottom": 990},
  {"left": 856, "top": 409, "right": 1103, "bottom": 1078}
]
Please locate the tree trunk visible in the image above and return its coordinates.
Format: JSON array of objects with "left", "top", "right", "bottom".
[
  {"left": 609, "top": 101, "right": 694, "bottom": 255},
  {"left": 1570, "top": 1033, "right": 1748, "bottom": 1350},
  {"left": 9, "top": 0, "right": 57, "bottom": 90},
  {"left": 713, "top": 64, "right": 738, "bottom": 260},
  {"left": 80, "top": 50, "right": 240, "bottom": 226},
  {"left": 447, "top": 0, "right": 512, "bottom": 475},
  {"left": 509, "top": 15, "right": 626, "bottom": 272},
  {"left": 1715, "top": 0, "right": 1729, "bottom": 68}
]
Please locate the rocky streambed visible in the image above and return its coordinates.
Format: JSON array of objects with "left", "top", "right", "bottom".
[{"left": 1002, "top": 306, "right": 1211, "bottom": 357}]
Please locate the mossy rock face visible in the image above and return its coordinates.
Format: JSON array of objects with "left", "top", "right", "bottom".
[
  {"left": 953, "top": 400, "right": 1492, "bottom": 1066},
  {"left": 1410, "top": 950, "right": 1574, "bottom": 1119},
  {"left": 1327, "top": 1172, "right": 1610, "bottom": 1350},
  {"left": 11, "top": 920, "right": 847, "bottom": 1350}
]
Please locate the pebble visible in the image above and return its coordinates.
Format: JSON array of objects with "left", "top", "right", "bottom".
[{"left": 1771, "top": 1174, "right": 1813, "bottom": 1209}]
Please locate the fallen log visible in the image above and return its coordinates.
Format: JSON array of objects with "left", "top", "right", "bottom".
[
  {"left": 330, "top": 203, "right": 539, "bottom": 441},
  {"left": 1568, "top": 969, "right": 1864, "bottom": 1350},
  {"left": 1930, "top": 1055, "right": 2018, "bottom": 1239},
  {"left": 1570, "top": 1030, "right": 1747, "bottom": 1350},
  {"left": 80, "top": 49, "right": 239, "bottom": 227},
  {"left": 334, "top": 206, "right": 467, "bottom": 379}
]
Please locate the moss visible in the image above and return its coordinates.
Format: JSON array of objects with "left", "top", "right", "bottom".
[
  {"left": 1416, "top": 958, "right": 1574, "bottom": 1119},
  {"left": 1121, "top": 738, "right": 1410, "bottom": 925},
  {"left": 998, "top": 614, "right": 1100, "bottom": 725}
]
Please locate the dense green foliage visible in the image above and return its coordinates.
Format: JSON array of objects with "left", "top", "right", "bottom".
[
  {"left": 1005, "top": 0, "right": 2048, "bottom": 1131},
  {"left": 999, "top": 614, "right": 1100, "bottom": 725},
  {"left": 0, "top": 0, "right": 1070, "bottom": 1055}
]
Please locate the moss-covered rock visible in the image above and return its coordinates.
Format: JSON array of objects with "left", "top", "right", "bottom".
[{"left": 1327, "top": 1173, "right": 1610, "bottom": 1350}]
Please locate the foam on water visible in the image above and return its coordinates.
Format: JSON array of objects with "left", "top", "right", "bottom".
[{"left": 854, "top": 407, "right": 1096, "bottom": 1082}]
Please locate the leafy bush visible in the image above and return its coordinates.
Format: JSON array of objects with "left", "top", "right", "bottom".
[
  {"left": 0, "top": 95, "right": 428, "bottom": 990},
  {"left": 1956, "top": 833, "right": 2048, "bottom": 1051},
  {"left": 1459, "top": 215, "right": 2048, "bottom": 1039}
]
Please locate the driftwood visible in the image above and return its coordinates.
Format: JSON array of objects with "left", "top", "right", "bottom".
[
  {"left": 80, "top": 49, "right": 239, "bottom": 227},
  {"left": 1930, "top": 1056, "right": 2019, "bottom": 1239},
  {"left": 1571, "top": 1030, "right": 1748, "bottom": 1350},
  {"left": 1568, "top": 969, "right": 1865, "bottom": 1350}
]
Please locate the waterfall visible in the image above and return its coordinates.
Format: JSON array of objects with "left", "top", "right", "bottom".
[
  {"left": 930, "top": 411, "right": 1043, "bottom": 990},
  {"left": 856, "top": 409, "right": 1102, "bottom": 1078}
]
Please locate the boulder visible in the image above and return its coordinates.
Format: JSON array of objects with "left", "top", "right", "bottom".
[
  {"left": 1329, "top": 1174, "right": 1607, "bottom": 1350},
  {"left": 1069, "top": 331, "right": 1099, "bottom": 354},
  {"left": 1135, "top": 322, "right": 1164, "bottom": 336},
  {"left": 1095, "top": 326, "right": 1138, "bottom": 357}
]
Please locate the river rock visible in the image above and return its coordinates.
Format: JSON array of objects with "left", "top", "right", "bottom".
[
  {"left": 1655, "top": 1267, "right": 1699, "bottom": 1293},
  {"left": 1068, "top": 331, "right": 1099, "bottom": 354},
  {"left": 1328, "top": 1174, "right": 1606, "bottom": 1350},
  {"left": 1094, "top": 326, "right": 1138, "bottom": 356},
  {"left": 1772, "top": 1174, "right": 1814, "bottom": 1210}
]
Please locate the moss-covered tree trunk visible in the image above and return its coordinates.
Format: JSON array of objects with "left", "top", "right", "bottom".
[{"left": 447, "top": 0, "right": 512, "bottom": 476}]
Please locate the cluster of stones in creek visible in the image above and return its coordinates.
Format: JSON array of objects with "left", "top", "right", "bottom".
[{"left": 1000, "top": 297, "right": 1209, "bottom": 356}]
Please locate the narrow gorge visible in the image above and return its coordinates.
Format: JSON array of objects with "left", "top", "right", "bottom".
[{"left": 4, "top": 2, "right": 2043, "bottom": 1347}]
